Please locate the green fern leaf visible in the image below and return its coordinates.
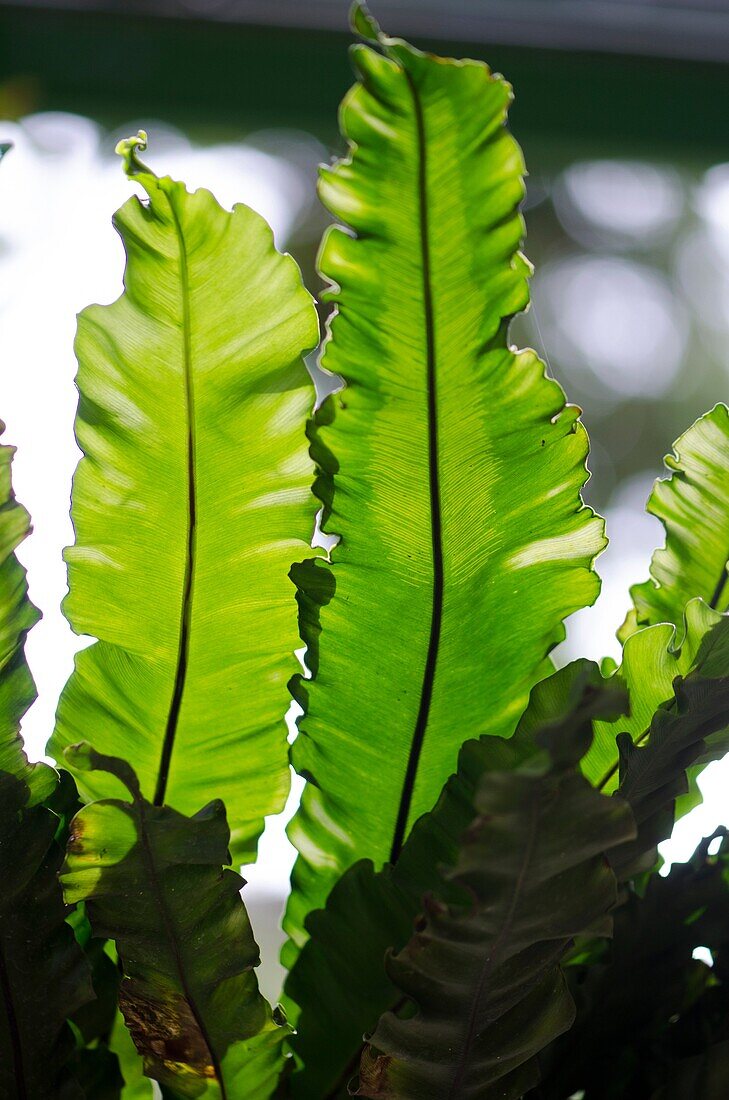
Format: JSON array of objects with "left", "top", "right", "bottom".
[
  {"left": 286, "top": 17, "right": 604, "bottom": 960},
  {"left": 49, "top": 133, "right": 319, "bottom": 864},
  {"left": 540, "top": 831, "right": 729, "bottom": 1098},
  {"left": 284, "top": 664, "right": 623, "bottom": 1096},
  {"left": 620, "top": 403, "right": 729, "bottom": 643},
  {"left": 354, "top": 675, "right": 634, "bottom": 1099}
]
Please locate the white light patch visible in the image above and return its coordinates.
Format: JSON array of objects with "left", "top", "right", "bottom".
[
  {"left": 693, "top": 946, "right": 714, "bottom": 967},
  {"left": 555, "top": 159, "right": 683, "bottom": 250},
  {"left": 506, "top": 522, "right": 605, "bottom": 571},
  {"left": 695, "top": 162, "right": 729, "bottom": 264},
  {"left": 536, "top": 255, "right": 687, "bottom": 398}
]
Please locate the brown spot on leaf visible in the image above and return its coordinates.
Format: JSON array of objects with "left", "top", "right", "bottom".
[
  {"left": 66, "top": 820, "right": 86, "bottom": 855},
  {"left": 119, "top": 981, "right": 215, "bottom": 1085},
  {"left": 354, "top": 1045, "right": 395, "bottom": 1097}
]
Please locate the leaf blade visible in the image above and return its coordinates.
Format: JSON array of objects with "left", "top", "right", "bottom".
[
  {"left": 287, "top": 27, "right": 604, "bottom": 957},
  {"left": 61, "top": 746, "right": 287, "bottom": 1099},
  {"left": 0, "top": 426, "right": 93, "bottom": 1097},
  {"left": 284, "top": 664, "right": 625, "bottom": 1096},
  {"left": 620, "top": 403, "right": 729, "bottom": 642},
  {"left": 539, "top": 831, "right": 729, "bottom": 1099},
  {"left": 49, "top": 137, "right": 319, "bottom": 863},
  {"left": 354, "top": 676, "right": 635, "bottom": 1099}
]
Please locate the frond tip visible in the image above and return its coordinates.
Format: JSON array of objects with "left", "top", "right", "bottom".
[{"left": 114, "top": 129, "right": 150, "bottom": 177}]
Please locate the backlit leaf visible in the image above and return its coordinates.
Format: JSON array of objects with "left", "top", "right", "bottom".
[
  {"left": 49, "top": 132, "right": 319, "bottom": 865},
  {"left": 285, "top": 12, "right": 604, "bottom": 961}
]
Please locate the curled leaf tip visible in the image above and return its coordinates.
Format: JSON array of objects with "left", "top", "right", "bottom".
[
  {"left": 350, "top": 0, "right": 382, "bottom": 41},
  {"left": 115, "top": 129, "right": 150, "bottom": 178}
]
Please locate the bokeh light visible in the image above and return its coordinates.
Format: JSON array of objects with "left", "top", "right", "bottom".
[
  {"left": 536, "top": 255, "right": 687, "bottom": 399},
  {"left": 554, "top": 159, "right": 683, "bottom": 250}
]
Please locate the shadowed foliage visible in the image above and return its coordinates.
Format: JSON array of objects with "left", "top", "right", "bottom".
[
  {"left": 1, "top": 7, "right": 728, "bottom": 1098},
  {"left": 61, "top": 745, "right": 287, "bottom": 1099},
  {"left": 0, "top": 428, "right": 93, "bottom": 1097},
  {"left": 354, "top": 670, "right": 634, "bottom": 1099},
  {"left": 538, "top": 832, "right": 729, "bottom": 1099},
  {"left": 285, "top": 664, "right": 627, "bottom": 1096}
]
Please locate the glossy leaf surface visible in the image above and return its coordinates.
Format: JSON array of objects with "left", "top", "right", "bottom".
[{"left": 49, "top": 133, "right": 319, "bottom": 864}]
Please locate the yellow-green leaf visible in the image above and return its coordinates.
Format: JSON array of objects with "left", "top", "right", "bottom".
[
  {"left": 620, "top": 403, "right": 729, "bottom": 643},
  {"left": 49, "top": 134, "right": 319, "bottom": 864}
]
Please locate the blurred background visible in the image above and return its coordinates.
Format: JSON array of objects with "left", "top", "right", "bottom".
[{"left": 0, "top": 0, "right": 728, "bottom": 998}]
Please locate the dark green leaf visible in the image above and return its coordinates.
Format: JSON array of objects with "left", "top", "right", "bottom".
[
  {"left": 61, "top": 745, "right": 287, "bottom": 1099},
  {"left": 0, "top": 771, "right": 94, "bottom": 1099},
  {"left": 354, "top": 679, "right": 635, "bottom": 1098},
  {"left": 74, "top": 1046, "right": 124, "bottom": 1100},
  {"left": 0, "top": 424, "right": 93, "bottom": 1097},
  {"left": 66, "top": 907, "right": 120, "bottom": 1050},
  {"left": 57, "top": 776, "right": 127, "bottom": 1094},
  {"left": 651, "top": 1043, "right": 729, "bottom": 1100},
  {"left": 538, "top": 831, "right": 729, "bottom": 1099},
  {"left": 285, "top": 665, "right": 626, "bottom": 1097}
]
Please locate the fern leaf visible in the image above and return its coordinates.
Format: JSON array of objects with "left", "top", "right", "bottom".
[
  {"left": 286, "top": 1, "right": 604, "bottom": 960},
  {"left": 49, "top": 133, "right": 319, "bottom": 865}
]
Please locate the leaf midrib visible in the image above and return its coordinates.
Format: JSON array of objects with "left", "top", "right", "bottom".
[
  {"left": 153, "top": 188, "right": 197, "bottom": 809},
  {"left": 448, "top": 790, "right": 546, "bottom": 1097},
  {"left": 136, "top": 798, "right": 226, "bottom": 1096},
  {"left": 389, "top": 64, "right": 444, "bottom": 864},
  {"left": 709, "top": 558, "right": 729, "bottom": 611},
  {"left": 137, "top": 194, "right": 222, "bottom": 1092}
]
